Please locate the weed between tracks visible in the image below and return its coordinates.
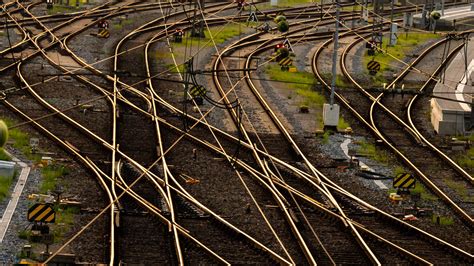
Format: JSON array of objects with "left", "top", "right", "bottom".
[
  {"left": 431, "top": 215, "right": 454, "bottom": 226},
  {"left": 356, "top": 139, "right": 389, "bottom": 164},
  {"left": 411, "top": 183, "right": 438, "bottom": 201},
  {"left": 456, "top": 147, "right": 474, "bottom": 170},
  {"left": 112, "top": 19, "right": 134, "bottom": 31},
  {"left": 173, "top": 24, "right": 245, "bottom": 48},
  {"left": 52, "top": 206, "right": 80, "bottom": 242},
  {"left": 47, "top": 0, "right": 91, "bottom": 14},
  {"left": 337, "top": 116, "right": 350, "bottom": 130},
  {"left": 256, "top": 0, "right": 316, "bottom": 9},
  {"left": 319, "top": 73, "right": 351, "bottom": 88},
  {"left": 40, "top": 164, "right": 69, "bottom": 194},
  {"left": 3, "top": 119, "right": 41, "bottom": 162},
  {"left": 443, "top": 178, "right": 474, "bottom": 201},
  {"left": 266, "top": 65, "right": 323, "bottom": 105}
]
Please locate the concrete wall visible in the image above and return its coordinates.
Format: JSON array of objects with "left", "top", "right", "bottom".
[{"left": 431, "top": 99, "right": 467, "bottom": 135}]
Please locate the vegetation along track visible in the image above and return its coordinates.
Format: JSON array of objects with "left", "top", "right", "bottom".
[
  {"left": 311, "top": 10, "right": 473, "bottom": 260},
  {"left": 339, "top": 29, "right": 474, "bottom": 225}
]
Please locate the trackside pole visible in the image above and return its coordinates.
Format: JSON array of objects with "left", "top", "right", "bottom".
[{"left": 323, "top": 0, "right": 340, "bottom": 128}]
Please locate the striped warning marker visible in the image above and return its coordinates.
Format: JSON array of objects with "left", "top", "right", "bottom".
[
  {"left": 367, "top": 60, "right": 380, "bottom": 75},
  {"left": 393, "top": 173, "right": 415, "bottom": 189},
  {"left": 97, "top": 28, "right": 110, "bottom": 38},
  {"left": 279, "top": 57, "right": 292, "bottom": 66},
  {"left": 27, "top": 203, "right": 55, "bottom": 223},
  {"left": 190, "top": 86, "right": 206, "bottom": 97}
]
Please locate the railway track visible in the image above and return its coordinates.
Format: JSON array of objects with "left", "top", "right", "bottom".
[
  {"left": 338, "top": 29, "right": 474, "bottom": 224},
  {"left": 0, "top": 0, "right": 473, "bottom": 263},
  {"left": 311, "top": 11, "right": 473, "bottom": 262}
]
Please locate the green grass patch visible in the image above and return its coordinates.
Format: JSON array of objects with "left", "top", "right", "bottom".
[
  {"left": 393, "top": 166, "right": 405, "bottom": 176},
  {"left": 52, "top": 206, "right": 79, "bottom": 242},
  {"left": 456, "top": 147, "right": 473, "bottom": 170},
  {"left": 319, "top": 73, "right": 351, "bottom": 88},
  {"left": 0, "top": 148, "right": 11, "bottom": 161},
  {"left": 454, "top": 134, "right": 474, "bottom": 142},
  {"left": 337, "top": 116, "right": 350, "bottom": 130},
  {"left": 356, "top": 140, "right": 389, "bottom": 164},
  {"left": 321, "top": 130, "right": 331, "bottom": 144},
  {"left": 2, "top": 119, "right": 42, "bottom": 162},
  {"left": 155, "top": 52, "right": 170, "bottom": 61},
  {"left": 174, "top": 23, "right": 245, "bottom": 48},
  {"left": 363, "top": 32, "right": 441, "bottom": 82},
  {"left": 111, "top": 19, "right": 134, "bottom": 30},
  {"left": 411, "top": 183, "right": 438, "bottom": 201},
  {"left": 431, "top": 215, "right": 454, "bottom": 226},
  {"left": 0, "top": 174, "right": 14, "bottom": 202},
  {"left": 40, "top": 165, "right": 68, "bottom": 194},
  {"left": 18, "top": 230, "right": 30, "bottom": 240},
  {"left": 266, "top": 65, "right": 324, "bottom": 106},
  {"left": 256, "top": 0, "right": 316, "bottom": 9},
  {"left": 443, "top": 178, "right": 474, "bottom": 201},
  {"left": 341, "top": 4, "right": 372, "bottom": 11}
]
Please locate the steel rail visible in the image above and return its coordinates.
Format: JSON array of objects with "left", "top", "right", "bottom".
[
  {"left": 16, "top": 42, "right": 231, "bottom": 264},
  {"left": 340, "top": 32, "right": 474, "bottom": 224},
  {"left": 114, "top": 159, "right": 230, "bottom": 265},
  {"left": 101, "top": 74, "right": 436, "bottom": 265},
  {"left": 2, "top": 94, "right": 229, "bottom": 264},
  {"left": 55, "top": 28, "right": 474, "bottom": 262},
  {"left": 12, "top": 3, "right": 292, "bottom": 263},
  {"left": 143, "top": 14, "right": 303, "bottom": 264},
  {"left": 209, "top": 16, "right": 349, "bottom": 265},
  {"left": 312, "top": 30, "right": 474, "bottom": 261},
  {"left": 212, "top": 19, "right": 391, "bottom": 265},
  {"left": 4, "top": 74, "right": 120, "bottom": 263},
  {"left": 369, "top": 30, "right": 474, "bottom": 184},
  {"left": 147, "top": 86, "right": 184, "bottom": 265}
]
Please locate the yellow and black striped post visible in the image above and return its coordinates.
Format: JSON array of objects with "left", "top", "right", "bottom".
[
  {"left": 279, "top": 57, "right": 292, "bottom": 67},
  {"left": 97, "top": 28, "right": 110, "bottom": 38},
  {"left": 367, "top": 60, "right": 381, "bottom": 75},
  {"left": 27, "top": 203, "right": 55, "bottom": 223},
  {"left": 189, "top": 86, "right": 206, "bottom": 98},
  {"left": 393, "top": 173, "right": 415, "bottom": 189}
]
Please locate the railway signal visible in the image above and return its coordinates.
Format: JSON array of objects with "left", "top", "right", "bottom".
[
  {"left": 366, "top": 40, "right": 377, "bottom": 56},
  {"left": 174, "top": 29, "right": 184, "bottom": 43},
  {"left": 247, "top": 11, "right": 258, "bottom": 22},
  {"left": 272, "top": 45, "right": 289, "bottom": 62},
  {"left": 282, "top": 38, "right": 294, "bottom": 53},
  {"left": 98, "top": 20, "right": 109, "bottom": 29},
  {"left": 236, "top": 0, "right": 246, "bottom": 10},
  {"left": 274, "top": 43, "right": 284, "bottom": 51}
]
